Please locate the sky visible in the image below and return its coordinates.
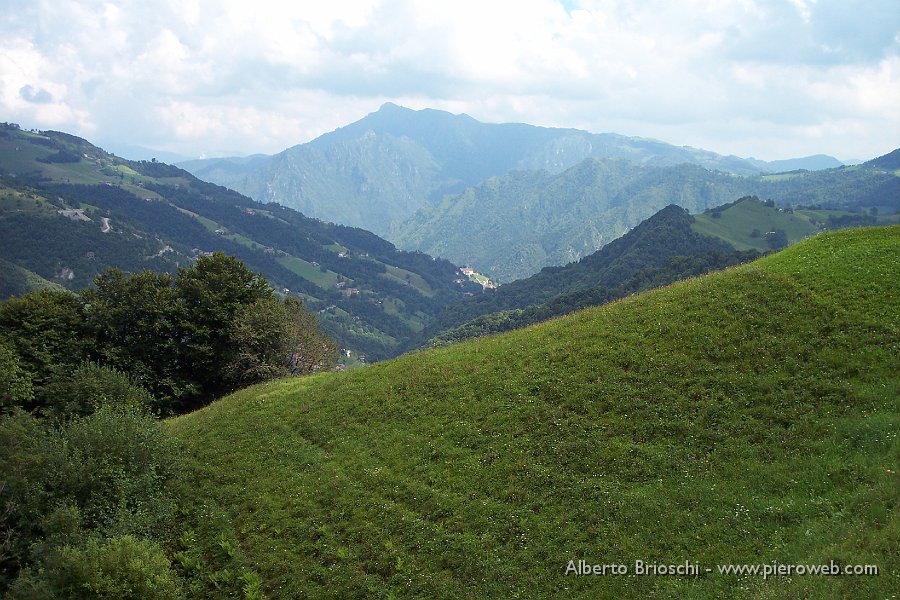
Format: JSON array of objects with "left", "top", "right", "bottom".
[{"left": 1, "top": 0, "right": 898, "bottom": 162}]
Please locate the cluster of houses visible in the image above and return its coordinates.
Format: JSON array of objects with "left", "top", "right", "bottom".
[
  {"left": 456, "top": 266, "right": 497, "bottom": 290},
  {"left": 334, "top": 280, "right": 359, "bottom": 297}
]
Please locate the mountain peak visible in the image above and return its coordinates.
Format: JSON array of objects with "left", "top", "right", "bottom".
[{"left": 375, "top": 101, "right": 410, "bottom": 114}]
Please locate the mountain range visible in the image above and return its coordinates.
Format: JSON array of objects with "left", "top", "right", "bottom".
[
  {"left": 179, "top": 104, "right": 898, "bottom": 281},
  {"left": 392, "top": 155, "right": 899, "bottom": 281},
  {"left": 3, "top": 118, "right": 896, "bottom": 597},
  {"left": 416, "top": 195, "right": 897, "bottom": 348},
  {"left": 5, "top": 122, "right": 895, "bottom": 359},
  {"left": 179, "top": 103, "right": 851, "bottom": 235}
]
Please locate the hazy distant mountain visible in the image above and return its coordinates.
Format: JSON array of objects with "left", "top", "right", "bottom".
[
  {"left": 180, "top": 103, "right": 767, "bottom": 234},
  {"left": 391, "top": 154, "right": 899, "bottom": 282},
  {"left": 748, "top": 154, "right": 844, "bottom": 172},
  {"left": 178, "top": 154, "right": 271, "bottom": 189}
]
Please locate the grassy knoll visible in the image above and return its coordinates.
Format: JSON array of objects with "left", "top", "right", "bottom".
[
  {"left": 691, "top": 198, "right": 819, "bottom": 250},
  {"left": 277, "top": 256, "right": 340, "bottom": 289},
  {"left": 381, "top": 264, "right": 435, "bottom": 297},
  {"left": 168, "top": 226, "right": 898, "bottom": 599}
]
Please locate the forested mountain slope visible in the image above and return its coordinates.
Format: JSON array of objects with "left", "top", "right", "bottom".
[
  {"left": 392, "top": 154, "right": 898, "bottom": 281},
  {"left": 0, "top": 124, "right": 480, "bottom": 360}
]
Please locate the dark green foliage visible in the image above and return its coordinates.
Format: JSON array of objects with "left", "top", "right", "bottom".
[
  {"left": 0, "top": 410, "right": 46, "bottom": 587},
  {"left": 0, "top": 289, "right": 92, "bottom": 391},
  {"left": 36, "top": 362, "right": 157, "bottom": 419},
  {"left": 766, "top": 228, "right": 789, "bottom": 250},
  {"left": 8, "top": 535, "right": 184, "bottom": 600},
  {"left": 0, "top": 338, "right": 32, "bottom": 412},
  {"left": 36, "top": 149, "right": 81, "bottom": 164},
  {"left": 826, "top": 213, "right": 877, "bottom": 228},
  {"left": 83, "top": 270, "right": 186, "bottom": 409},
  {"left": 0, "top": 253, "right": 337, "bottom": 414},
  {"left": 130, "top": 160, "right": 185, "bottom": 178},
  {"left": 173, "top": 253, "right": 272, "bottom": 399},
  {"left": 79, "top": 254, "right": 333, "bottom": 410},
  {"left": 419, "top": 205, "right": 756, "bottom": 345},
  {"left": 0, "top": 404, "right": 182, "bottom": 594}
]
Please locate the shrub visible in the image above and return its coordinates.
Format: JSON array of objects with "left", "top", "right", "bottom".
[
  {"left": 37, "top": 362, "right": 158, "bottom": 419},
  {"left": 0, "top": 405, "right": 182, "bottom": 594},
  {"left": 0, "top": 339, "right": 32, "bottom": 413},
  {"left": 35, "top": 403, "right": 181, "bottom": 537},
  {"left": 8, "top": 535, "right": 184, "bottom": 599}
]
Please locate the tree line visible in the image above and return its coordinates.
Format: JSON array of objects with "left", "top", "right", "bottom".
[{"left": 1, "top": 252, "right": 337, "bottom": 416}]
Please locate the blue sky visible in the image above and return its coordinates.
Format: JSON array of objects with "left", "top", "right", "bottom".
[{"left": 1, "top": 0, "right": 897, "bottom": 162}]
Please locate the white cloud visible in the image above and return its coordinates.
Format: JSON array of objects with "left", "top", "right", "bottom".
[{"left": 0, "top": 0, "right": 897, "bottom": 161}]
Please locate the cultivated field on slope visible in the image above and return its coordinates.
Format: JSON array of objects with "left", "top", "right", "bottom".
[{"left": 168, "top": 227, "right": 899, "bottom": 599}]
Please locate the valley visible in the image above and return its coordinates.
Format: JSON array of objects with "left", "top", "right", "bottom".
[
  {"left": 1, "top": 118, "right": 896, "bottom": 600},
  {"left": 3, "top": 4, "right": 898, "bottom": 599},
  {"left": 0, "top": 124, "right": 481, "bottom": 361}
]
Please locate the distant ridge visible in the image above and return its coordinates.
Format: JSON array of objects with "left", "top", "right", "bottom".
[
  {"left": 750, "top": 154, "right": 844, "bottom": 171},
  {"left": 420, "top": 195, "right": 899, "bottom": 348},
  {"left": 391, "top": 154, "right": 899, "bottom": 282},
  {"left": 179, "top": 103, "right": 767, "bottom": 234}
]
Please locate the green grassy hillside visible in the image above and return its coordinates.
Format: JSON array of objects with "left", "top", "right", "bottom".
[
  {"left": 692, "top": 196, "right": 900, "bottom": 252},
  {"left": 692, "top": 197, "right": 820, "bottom": 250},
  {"left": 0, "top": 257, "right": 64, "bottom": 298},
  {"left": 168, "top": 226, "right": 898, "bottom": 599}
]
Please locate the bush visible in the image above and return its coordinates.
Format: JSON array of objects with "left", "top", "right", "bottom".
[
  {"left": 0, "top": 339, "right": 32, "bottom": 413},
  {"left": 8, "top": 535, "right": 184, "bottom": 599},
  {"left": 0, "top": 405, "right": 182, "bottom": 594},
  {"left": 35, "top": 403, "right": 181, "bottom": 537},
  {"left": 37, "top": 362, "right": 158, "bottom": 419}
]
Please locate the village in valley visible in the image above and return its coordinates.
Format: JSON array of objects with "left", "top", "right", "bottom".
[{"left": 457, "top": 266, "right": 496, "bottom": 291}]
